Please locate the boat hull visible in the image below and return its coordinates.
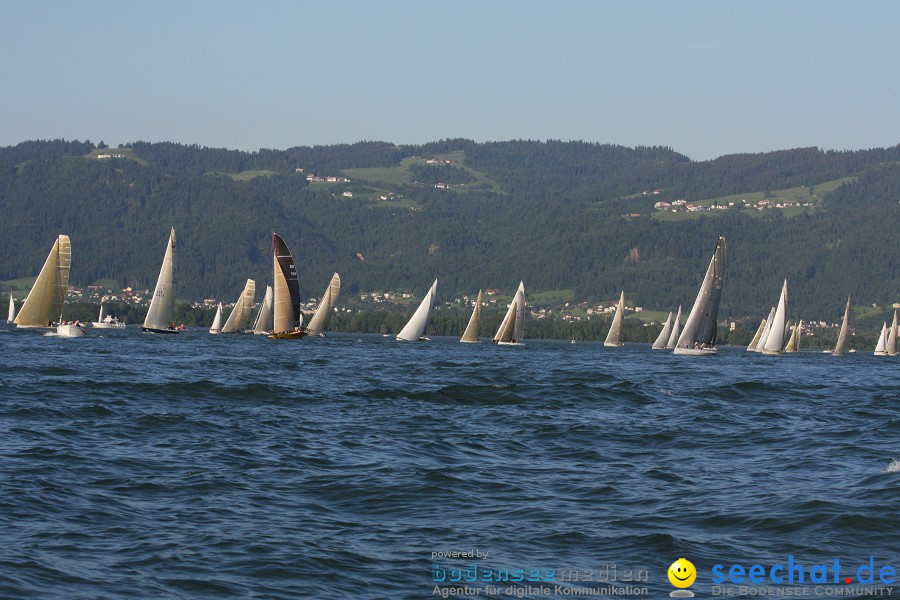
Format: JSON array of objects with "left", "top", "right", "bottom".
[
  {"left": 673, "top": 347, "right": 717, "bottom": 355},
  {"left": 92, "top": 323, "right": 125, "bottom": 329},
  {"left": 497, "top": 341, "right": 525, "bottom": 347},
  {"left": 604, "top": 342, "right": 624, "bottom": 348},
  {"left": 141, "top": 326, "right": 179, "bottom": 334},
  {"left": 269, "top": 330, "right": 307, "bottom": 340},
  {"left": 57, "top": 324, "right": 85, "bottom": 337},
  {"left": 760, "top": 349, "right": 784, "bottom": 356}
]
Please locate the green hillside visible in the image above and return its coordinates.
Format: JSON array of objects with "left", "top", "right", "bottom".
[{"left": 0, "top": 139, "right": 898, "bottom": 324}]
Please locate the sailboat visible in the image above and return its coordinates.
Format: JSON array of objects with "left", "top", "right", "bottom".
[
  {"left": 752, "top": 308, "right": 777, "bottom": 353},
  {"left": 874, "top": 322, "right": 888, "bottom": 356},
  {"left": 494, "top": 281, "right": 526, "bottom": 347},
  {"left": 221, "top": 279, "right": 256, "bottom": 333},
  {"left": 209, "top": 303, "right": 224, "bottom": 334},
  {"left": 460, "top": 290, "right": 483, "bottom": 343},
  {"left": 397, "top": 279, "right": 438, "bottom": 341},
  {"left": 269, "top": 232, "right": 306, "bottom": 339},
  {"left": 761, "top": 279, "right": 789, "bottom": 356},
  {"left": 92, "top": 304, "right": 125, "bottom": 329},
  {"left": 666, "top": 305, "right": 682, "bottom": 349},
  {"left": 604, "top": 291, "right": 625, "bottom": 347},
  {"left": 306, "top": 273, "right": 341, "bottom": 337},
  {"left": 832, "top": 295, "right": 851, "bottom": 356},
  {"left": 887, "top": 310, "right": 898, "bottom": 357},
  {"left": 141, "top": 227, "right": 179, "bottom": 334},
  {"left": 251, "top": 285, "right": 273, "bottom": 335},
  {"left": 673, "top": 236, "right": 726, "bottom": 355},
  {"left": 747, "top": 318, "right": 767, "bottom": 351},
  {"left": 7, "top": 291, "right": 16, "bottom": 324},
  {"left": 651, "top": 311, "right": 673, "bottom": 350},
  {"left": 784, "top": 320, "right": 802, "bottom": 353},
  {"left": 15, "top": 235, "right": 72, "bottom": 330}
]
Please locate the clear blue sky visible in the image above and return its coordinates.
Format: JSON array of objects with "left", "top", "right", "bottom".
[{"left": 2, "top": 1, "right": 898, "bottom": 160}]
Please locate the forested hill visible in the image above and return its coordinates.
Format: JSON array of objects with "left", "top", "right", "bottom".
[{"left": 0, "top": 138, "right": 898, "bottom": 320}]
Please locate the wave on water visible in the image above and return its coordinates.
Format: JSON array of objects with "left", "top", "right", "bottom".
[{"left": 885, "top": 459, "right": 900, "bottom": 473}]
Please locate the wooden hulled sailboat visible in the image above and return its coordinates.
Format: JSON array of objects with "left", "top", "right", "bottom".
[
  {"left": 673, "top": 236, "right": 726, "bottom": 355},
  {"left": 604, "top": 291, "right": 625, "bottom": 347},
  {"left": 221, "top": 279, "right": 256, "bottom": 333},
  {"left": 15, "top": 235, "right": 71, "bottom": 330},
  {"left": 761, "top": 279, "right": 789, "bottom": 356},
  {"left": 142, "top": 227, "right": 179, "bottom": 334},
  {"left": 494, "top": 281, "right": 526, "bottom": 347},
  {"left": 209, "top": 303, "right": 223, "bottom": 334},
  {"left": 251, "top": 285, "right": 273, "bottom": 335},
  {"left": 832, "top": 295, "right": 851, "bottom": 356},
  {"left": 397, "top": 279, "right": 437, "bottom": 341},
  {"left": 306, "top": 273, "right": 341, "bottom": 337},
  {"left": 460, "top": 290, "right": 483, "bottom": 343},
  {"left": 269, "top": 232, "right": 306, "bottom": 339}
]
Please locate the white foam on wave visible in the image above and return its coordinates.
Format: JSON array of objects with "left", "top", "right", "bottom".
[{"left": 885, "top": 459, "right": 900, "bottom": 473}]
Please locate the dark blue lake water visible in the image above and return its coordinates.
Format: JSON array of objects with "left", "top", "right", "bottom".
[{"left": 1, "top": 327, "right": 898, "bottom": 599}]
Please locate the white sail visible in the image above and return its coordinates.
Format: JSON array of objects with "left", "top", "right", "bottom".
[
  {"left": 762, "top": 280, "right": 789, "bottom": 355},
  {"left": 221, "top": 279, "right": 256, "bottom": 333},
  {"left": 7, "top": 292, "right": 15, "bottom": 323},
  {"left": 754, "top": 308, "right": 777, "bottom": 353},
  {"left": 209, "top": 303, "right": 223, "bottom": 334},
  {"left": 15, "top": 235, "right": 71, "bottom": 328},
  {"left": 306, "top": 273, "right": 341, "bottom": 337},
  {"left": 674, "top": 236, "right": 726, "bottom": 355},
  {"left": 887, "top": 310, "right": 898, "bottom": 356},
  {"left": 142, "top": 227, "right": 178, "bottom": 333},
  {"left": 397, "top": 279, "right": 437, "bottom": 341},
  {"left": 747, "top": 318, "right": 766, "bottom": 351},
  {"left": 652, "top": 311, "right": 673, "bottom": 349},
  {"left": 604, "top": 291, "right": 625, "bottom": 347},
  {"left": 666, "top": 305, "right": 682, "bottom": 349},
  {"left": 252, "top": 285, "right": 274, "bottom": 334},
  {"left": 460, "top": 290, "right": 483, "bottom": 343},
  {"left": 874, "top": 322, "right": 888, "bottom": 355},
  {"left": 832, "top": 295, "right": 851, "bottom": 356},
  {"left": 496, "top": 281, "right": 525, "bottom": 346}
]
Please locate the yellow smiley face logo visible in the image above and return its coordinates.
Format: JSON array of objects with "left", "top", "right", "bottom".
[{"left": 668, "top": 558, "right": 696, "bottom": 588}]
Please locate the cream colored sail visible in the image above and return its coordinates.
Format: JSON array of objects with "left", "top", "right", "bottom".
[
  {"left": 142, "top": 228, "right": 177, "bottom": 332},
  {"left": 604, "top": 291, "right": 625, "bottom": 347},
  {"left": 209, "top": 303, "right": 223, "bottom": 334},
  {"left": 252, "top": 285, "right": 273, "bottom": 334},
  {"left": 754, "top": 308, "right": 777, "bottom": 353},
  {"left": 222, "top": 279, "right": 256, "bottom": 333},
  {"left": 887, "top": 310, "right": 898, "bottom": 356},
  {"left": 832, "top": 295, "right": 851, "bottom": 356},
  {"left": 784, "top": 320, "right": 800, "bottom": 353},
  {"left": 7, "top": 292, "right": 16, "bottom": 323},
  {"left": 15, "top": 235, "right": 71, "bottom": 328},
  {"left": 747, "top": 318, "right": 766, "bottom": 351},
  {"left": 652, "top": 312, "right": 673, "bottom": 349},
  {"left": 306, "top": 273, "right": 341, "bottom": 336},
  {"left": 762, "top": 280, "right": 788, "bottom": 355},
  {"left": 460, "top": 290, "right": 483, "bottom": 343},
  {"left": 666, "top": 305, "right": 682, "bottom": 349},
  {"left": 397, "top": 279, "right": 437, "bottom": 341},
  {"left": 495, "top": 281, "right": 525, "bottom": 345}
]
